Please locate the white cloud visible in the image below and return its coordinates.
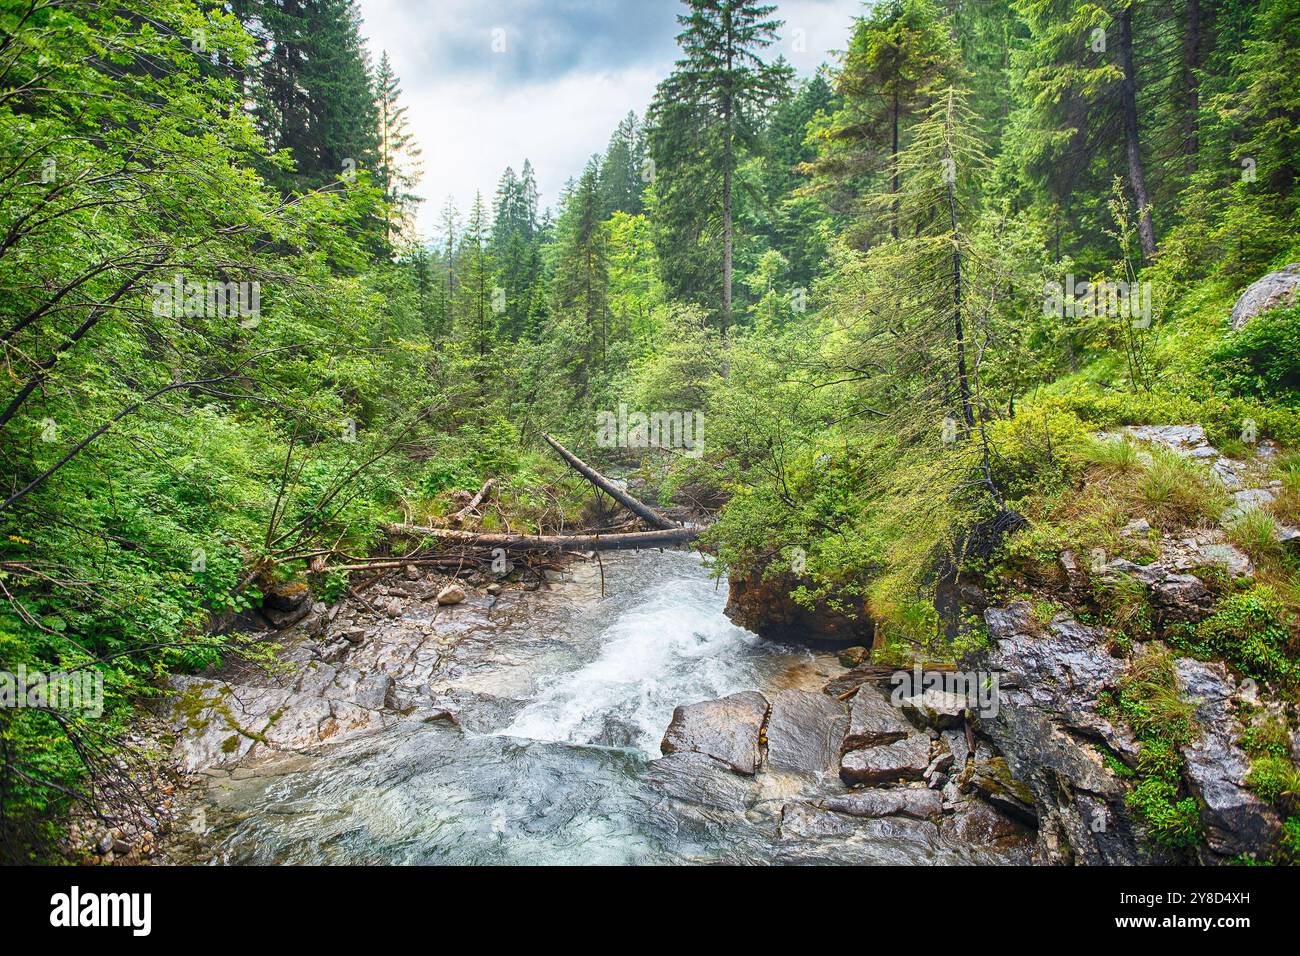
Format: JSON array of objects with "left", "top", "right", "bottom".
[{"left": 354, "top": 0, "right": 862, "bottom": 239}]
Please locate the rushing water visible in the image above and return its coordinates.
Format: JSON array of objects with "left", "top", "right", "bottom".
[{"left": 172, "top": 551, "right": 1023, "bottom": 865}]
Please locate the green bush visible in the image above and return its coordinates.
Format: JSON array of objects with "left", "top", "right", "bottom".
[
  {"left": 1192, "top": 585, "right": 1296, "bottom": 684},
  {"left": 1246, "top": 756, "right": 1300, "bottom": 804},
  {"left": 1206, "top": 306, "right": 1300, "bottom": 404}
]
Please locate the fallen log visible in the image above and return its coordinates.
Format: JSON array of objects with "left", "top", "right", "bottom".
[
  {"left": 450, "top": 478, "right": 495, "bottom": 525},
  {"left": 385, "top": 525, "right": 698, "bottom": 552},
  {"left": 541, "top": 432, "right": 678, "bottom": 530}
]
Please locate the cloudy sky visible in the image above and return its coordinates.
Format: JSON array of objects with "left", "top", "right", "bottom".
[{"left": 355, "top": 0, "right": 865, "bottom": 238}]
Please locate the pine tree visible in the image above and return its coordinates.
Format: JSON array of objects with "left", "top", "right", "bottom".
[
  {"left": 804, "top": 0, "right": 955, "bottom": 246},
  {"left": 647, "top": 0, "right": 793, "bottom": 335},
  {"left": 551, "top": 162, "right": 610, "bottom": 391},
  {"left": 455, "top": 192, "right": 495, "bottom": 365},
  {"left": 233, "top": 0, "right": 380, "bottom": 193},
  {"left": 375, "top": 51, "right": 423, "bottom": 244},
  {"left": 598, "top": 112, "right": 647, "bottom": 216}
]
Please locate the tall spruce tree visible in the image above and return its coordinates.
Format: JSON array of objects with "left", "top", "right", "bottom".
[
  {"left": 647, "top": 0, "right": 793, "bottom": 335},
  {"left": 375, "top": 51, "right": 423, "bottom": 243},
  {"left": 805, "top": 0, "right": 955, "bottom": 246},
  {"left": 233, "top": 0, "right": 379, "bottom": 193}
]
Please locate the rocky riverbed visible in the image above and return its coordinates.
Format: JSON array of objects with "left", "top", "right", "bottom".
[{"left": 145, "top": 551, "right": 1033, "bottom": 865}]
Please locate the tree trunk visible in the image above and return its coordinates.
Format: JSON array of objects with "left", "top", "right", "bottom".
[
  {"left": 385, "top": 526, "right": 698, "bottom": 553},
  {"left": 890, "top": 88, "right": 900, "bottom": 241},
  {"left": 1118, "top": 6, "right": 1158, "bottom": 260},
  {"left": 721, "top": 103, "right": 733, "bottom": 337},
  {"left": 1182, "top": 0, "right": 1201, "bottom": 175},
  {"left": 450, "top": 478, "right": 495, "bottom": 525},
  {"left": 541, "top": 432, "right": 679, "bottom": 530},
  {"left": 944, "top": 141, "right": 974, "bottom": 429}
]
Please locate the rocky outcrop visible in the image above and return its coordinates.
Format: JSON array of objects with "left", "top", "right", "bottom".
[
  {"left": 1098, "top": 558, "right": 1214, "bottom": 625},
  {"left": 1175, "top": 659, "right": 1282, "bottom": 860},
  {"left": 1116, "top": 424, "right": 1299, "bottom": 548},
  {"left": 1230, "top": 262, "right": 1300, "bottom": 329},
  {"left": 977, "top": 602, "right": 1151, "bottom": 864},
  {"left": 841, "top": 681, "right": 913, "bottom": 750},
  {"left": 764, "top": 689, "right": 848, "bottom": 775},
  {"left": 660, "top": 691, "right": 768, "bottom": 774},
  {"left": 724, "top": 568, "right": 871, "bottom": 646}
]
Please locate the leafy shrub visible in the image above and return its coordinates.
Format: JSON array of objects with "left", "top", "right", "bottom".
[
  {"left": 1193, "top": 585, "right": 1296, "bottom": 683},
  {"left": 1206, "top": 306, "right": 1300, "bottom": 404},
  {"left": 1282, "top": 817, "right": 1300, "bottom": 865}
]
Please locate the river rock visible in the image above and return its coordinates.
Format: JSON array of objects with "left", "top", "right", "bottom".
[
  {"left": 1230, "top": 262, "right": 1300, "bottom": 329},
  {"left": 940, "top": 797, "right": 1033, "bottom": 846},
  {"left": 725, "top": 567, "right": 871, "bottom": 646},
  {"left": 966, "top": 756, "right": 1037, "bottom": 824},
  {"left": 641, "top": 751, "right": 755, "bottom": 812},
  {"left": 660, "top": 691, "right": 768, "bottom": 775},
  {"left": 942, "top": 729, "right": 970, "bottom": 774},
  {"left": 764, "top": 688, "right": 848, "bottom": 775},
  {"left": 1175, "top": 658, "right": 1281, "bottom": 859},
  {"left": 263, "top": 581, "right": 311, "bottom": 612},
  {"left": 898, "top": 688, "right": 967, "bottom": 729},
  {"left": 841, "top": 686, "right": 913, "bottom": 751},
  {"left": 838, "top": 646, "right": 869, "bottom": 668},
  {"left": 840, "top": 733, "right": 931, "bottom": 786},
  {"left": 816, "top": 787, "right": 942, "bottom": 821},
  {"left": 779, "top": 804, "right": 944, "bottom": 857},
  {"left": 436, "top": 583, "right": 466, "bottom": 605}
]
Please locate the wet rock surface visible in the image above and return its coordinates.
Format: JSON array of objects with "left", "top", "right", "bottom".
[
  {"left": 978, "top": 601, "right": 1149, "bottom": 864},
  {"left": 840, "top": 733, "right": 932, "bottom": 786},
  {"left": 1175, "top": 659, "right": 1282, "bottom": 859},
  {"left": 724, "top": 566, "right": 871, "bottom": 646},
  {"left": 815, "top": 787, "right": 942, "bottom": 821},
  {"left": 764, "top": 688, "right": 848, "bottom": 774},
  {"left": 660, "top": 691, "right": 769, "bottom": 774}
]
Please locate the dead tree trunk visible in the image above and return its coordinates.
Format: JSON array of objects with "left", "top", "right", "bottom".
[
  {"left": 450, "top": 478, "right": 495, "bottom": 525},
  {"left": 541, "top": 432, "right": 678, "bottom": 530},
  {"left": 386, "top": 525, "right": 698, "bottom": 553}
]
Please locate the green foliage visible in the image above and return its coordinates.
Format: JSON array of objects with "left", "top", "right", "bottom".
[
  {"left": 1188, "top": 586, "right": 1296, "bottom": 684},
  {"left": 1100, "top": 651, "right": 1203, "bottom": 850},
  {"left": 1282, "top": 817, "right": 1300, "bottom": 864},
  {"left": 1207, "top": 307, "right": 1300, "bottom": 404},
  {"left": 1246, "top": 754, "right": 1300, "bottom": 806}
]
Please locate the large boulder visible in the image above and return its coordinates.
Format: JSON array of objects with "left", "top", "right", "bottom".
[
  {"left": 1175, "top": 658, "right": 1282, "bottom": 859},
  {"left": 841, "top": 685, "right": 913, "bottom": 751},
  {"left": 764, "top": 688, "right": 848, "bottom": 775},
  {"left": 641, "top": 751, "right": 756, "bottom": 812},
  {"left": 660, "top": 691, "right": 768, "bottom": 775},
  {"left": 977, "top": 603, "right": 1154, "bottom": 864},
  {"left": 840, "top": 733, "right": 931, "bottom": 786},
  {"left": 724, "top": 568, "right": 871, "bottom": 646},
  {"left": 1230, "top": 263, "right": 1300, "bottom": 329}
]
